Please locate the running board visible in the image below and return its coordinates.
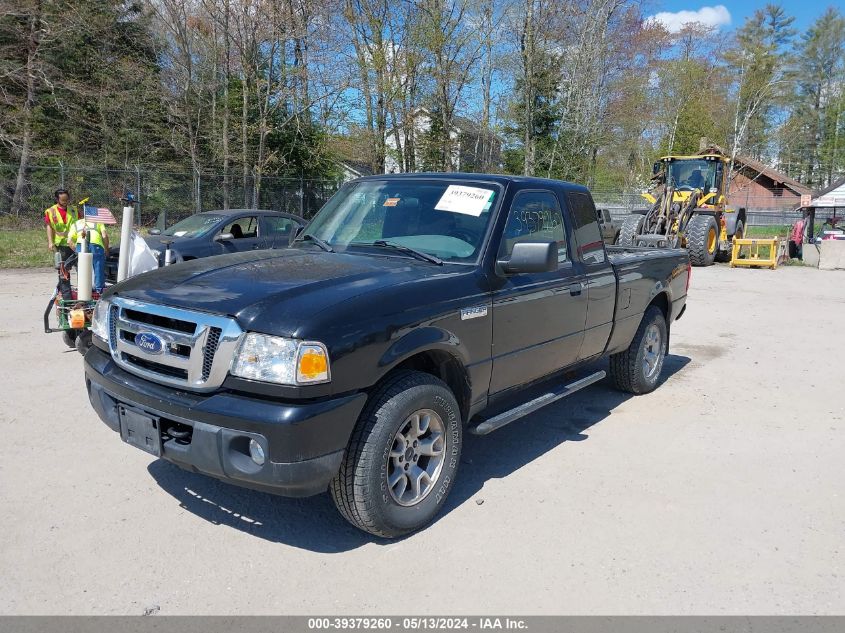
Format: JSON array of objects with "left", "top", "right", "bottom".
[{"left": 469, "top": 370, "right": 607, "bottom": 436}]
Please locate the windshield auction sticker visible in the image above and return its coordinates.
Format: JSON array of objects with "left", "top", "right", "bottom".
[{"left": 435, "top": 185, "right": 494, "bottom": 216}]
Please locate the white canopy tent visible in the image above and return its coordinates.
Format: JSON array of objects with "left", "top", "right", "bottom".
[
  {"left": 799, "top": 178, "right": 845, "bottom": 242},
  {"left": 809, "top": 179, "right": 845, "bottom": 209}
]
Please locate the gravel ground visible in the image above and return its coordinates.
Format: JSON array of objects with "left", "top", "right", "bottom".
[{"left": 0, "top": 264, "right": 843, "bottom": 615}]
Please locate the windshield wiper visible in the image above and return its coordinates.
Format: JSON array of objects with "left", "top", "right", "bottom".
[
  {"left": 371, "top": 240, "right": 443, "bottom": 265},
  {"left": 295, "top": 233, "right": 334, "bottom": 252}
]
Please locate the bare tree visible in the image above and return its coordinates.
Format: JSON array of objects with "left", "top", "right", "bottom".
[
  {"left": 416, "top": 0, "right": 484, "bottom": 171},
  {"left": 10, "top": 0, "right": 43, "bottom": 214}
]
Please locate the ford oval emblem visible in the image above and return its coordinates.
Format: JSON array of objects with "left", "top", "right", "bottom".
[{"left": 135, "top": 331, "right": 164, "bottom": 355}]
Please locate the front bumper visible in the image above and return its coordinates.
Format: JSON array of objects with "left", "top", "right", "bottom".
[{"left": 84, "top": 345, "right": 367, "bottom": 497}]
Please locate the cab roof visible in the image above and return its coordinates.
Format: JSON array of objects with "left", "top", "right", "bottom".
[
  {"left": 355, "top": 171, "right": 591, "bottom": 194},
  {"left": 658, "top": 154, "right": 728, "bottom": 161}
]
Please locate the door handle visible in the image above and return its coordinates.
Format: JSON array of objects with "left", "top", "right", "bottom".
[{"left": 569, "top": 282, "right": 584, "bottom": 296}]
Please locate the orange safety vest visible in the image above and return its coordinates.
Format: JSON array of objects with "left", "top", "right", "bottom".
[{"left": 45, "top": 204, "right": 78, "bottom": 247}]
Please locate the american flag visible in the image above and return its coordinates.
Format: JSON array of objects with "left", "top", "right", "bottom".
[{"left": 83, "top": 204, "right": 117, "bottom": 225}]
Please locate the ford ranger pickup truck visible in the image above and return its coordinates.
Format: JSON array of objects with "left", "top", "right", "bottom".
[{"left": 84, "top": 174, "right": 690, "bottom": 537}]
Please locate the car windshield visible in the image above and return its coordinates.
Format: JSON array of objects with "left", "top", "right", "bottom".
[
  {"left": 304, "top": 179, "right": 501, "bottom": 262},
  {"left": 163, "top": 213, "right": 223, "bottom": 237},
  {"left": 667, "top": 159, "right": 717, "bottom": 191}
]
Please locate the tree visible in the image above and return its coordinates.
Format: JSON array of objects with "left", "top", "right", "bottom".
[
  {"left": 417, "top": 0, "right": 483, "bottom": 171},
  {"left": 1, "top": 0, "right": 168, "bottom": 214},
  {"left": 1, "top": 0, "right": 47, "bottom": 214},
  {"left": 723, "top": 3, "right": 796, "bottom": 187},
  {"left": 779, "top": 8, "right": 845, "bottom": 186}
]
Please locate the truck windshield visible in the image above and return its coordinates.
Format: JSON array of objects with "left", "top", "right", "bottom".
[
  {"left": 304, "top": 179, "right": 500, "bottom": 262},
  {"left": 163, "top": 213, "right": 223, "bottom": 238},
  {"left": 667, "top": 159, "right": 717, "bottom": 191}
]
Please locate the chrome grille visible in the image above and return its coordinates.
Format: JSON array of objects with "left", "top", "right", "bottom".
[
  {"left": 108, "top": 304, "right": 118, "bottom": 349},
  {"left": 202, "top": 327, "right": 222, "bottom": 381},
  {"left": 107, "top": 297, "right": 242, "bottom": 392}
]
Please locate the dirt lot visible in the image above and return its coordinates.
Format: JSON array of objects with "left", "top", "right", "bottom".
[{"left": 0, "top": 265, "right": 843, "bottom": 615}]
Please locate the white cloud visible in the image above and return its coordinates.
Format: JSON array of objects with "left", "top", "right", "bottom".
[{"left": 647, "top": 5, "right": 732, "bottom": 33}]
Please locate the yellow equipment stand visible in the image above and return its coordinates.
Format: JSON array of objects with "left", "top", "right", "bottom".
[{"left": 730, "top": 237, "right": 780, "bottom": 270}]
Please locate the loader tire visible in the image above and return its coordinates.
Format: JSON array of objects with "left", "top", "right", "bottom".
[
  {"left": 686, "top": 215, "right": 718, "bottom": 266},
  {"left": 618, "top": 215, "right": 644, "bottom": 247}
]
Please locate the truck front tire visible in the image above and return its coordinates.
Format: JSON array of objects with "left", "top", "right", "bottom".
[
  {"left": 330, "top": 370, "right": 462, "bottom": 538},
  {"left": 609, "top": 306, "right": 667, "bottom": 395}
]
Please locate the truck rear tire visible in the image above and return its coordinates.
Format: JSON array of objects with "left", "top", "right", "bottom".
[
  {"left": 617, "top": 215, "right": 644, "bottom": 247},
  {"left": 609, "top": 306, "right": 667, "bottom": 395},
  {"left": 330, "top": 370, "right": 462, "bottom": 538},
  {"left": 686, "top": 215, "right": 718, "bottom": 266}
]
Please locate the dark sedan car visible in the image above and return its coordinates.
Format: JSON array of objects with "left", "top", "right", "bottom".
[{"left": 106, "top": 209, "right": 304, "bottom": 283}]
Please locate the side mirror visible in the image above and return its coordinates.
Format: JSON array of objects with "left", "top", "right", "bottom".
[
  {"left": 148, "top": 228, "right": 161, "bottom": 236},
  {"left": 497, "top": 241, "right": 558, "bottom": 275},
  {"left": 215, "top": 232, "right": 234, "bottom": 242},
  {"left": 652, "top": 161, "right": 660, "bottom": 175}
]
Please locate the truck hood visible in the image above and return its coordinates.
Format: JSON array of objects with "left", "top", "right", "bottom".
[{"left": 107, "top": 248, "right": 460, "bottom": 335}]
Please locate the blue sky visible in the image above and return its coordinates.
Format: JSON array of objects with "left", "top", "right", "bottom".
[{"left": 646, "top": 1, "right": 837, "bottom": 36}]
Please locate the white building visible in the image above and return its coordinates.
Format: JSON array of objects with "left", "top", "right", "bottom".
[{"left": 384, "top": 107, "right": 501, "bottom": 174}]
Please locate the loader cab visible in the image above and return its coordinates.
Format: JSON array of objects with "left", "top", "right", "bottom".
[{"left": 661, "top": 154, "right": 727, "bottom": 209}]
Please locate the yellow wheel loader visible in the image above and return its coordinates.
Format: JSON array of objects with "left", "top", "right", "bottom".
[{"left": 618, "top": 149, "right": 746, "bottom": 266}]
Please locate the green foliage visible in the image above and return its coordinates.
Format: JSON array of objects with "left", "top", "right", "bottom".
[
  {"left": 778, "top": 8, "right": 845, "bottom": 186},
  {"left": 18, "top": 0, "right": 169, "bottom": 167},
  {"left": 265, "top": 115, "right": 341, "bottom": 181},
  {"left": 0, "top": 226, "right": 53, "bottom": 268},
  {"left": 723, "top": 4, "right": 796, "bottom": 160},
  {"left": 420, "top": 106, "right": 449, "bottom": 172}
]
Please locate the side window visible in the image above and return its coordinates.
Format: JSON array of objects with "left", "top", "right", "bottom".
[
  {"left": 263, "top": 216, "right": 297, "bottom": 238},
  {"left": 502, "top": 191, "right": 568, "bottom": 263},
  {"left": 567, "top": 192, "right": 606, "bottom": 264},
  {"left": 221, "top": 216, "right": 258, "bottom": 239}
]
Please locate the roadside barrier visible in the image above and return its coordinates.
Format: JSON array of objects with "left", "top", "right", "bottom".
[{"left": 730, "top": 237, "right": 781, "bottom": 270}]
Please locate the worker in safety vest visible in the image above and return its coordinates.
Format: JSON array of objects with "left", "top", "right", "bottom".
[
  {"left": 68, "top": 216, "right": 109, "bottom": 292},
  {"left": 44, "top": 189, "right": 80, "bottom": 263}
]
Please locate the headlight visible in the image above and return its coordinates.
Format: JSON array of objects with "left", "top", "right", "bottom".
[
  {"left": 231, "top": 333, "right": 330, "bottom": 385},
  {"left": 91, "top": 299, "right": 110, "bottom": 342}
]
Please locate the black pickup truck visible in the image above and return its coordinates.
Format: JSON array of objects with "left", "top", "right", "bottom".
[{"left": 84, "top": 174, "right": 690, "bottom": 537}]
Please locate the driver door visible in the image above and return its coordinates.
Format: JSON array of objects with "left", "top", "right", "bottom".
[
  {"left": 489, "top": 190, "right": 588, "bottom": 394},
  {"left": 216, "top": 215, "right": 261, "bottom": 253}
]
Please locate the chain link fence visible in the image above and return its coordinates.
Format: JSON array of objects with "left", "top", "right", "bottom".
[
  {"left": 590, "top": 189, "right": 840, "bottom": 227},
  {"left": 0, "top": 163, "right": 341, "bottom": 227},
  {"left": 3, "top": 164, "right": 836, "bottom": 230}
]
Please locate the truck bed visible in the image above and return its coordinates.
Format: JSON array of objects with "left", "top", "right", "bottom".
[
  {"left": 604, "top": 245, "right": 689, "bottom": 356},
  {"left": 606, "top": 244, "right": 686, "bottom": 264}
]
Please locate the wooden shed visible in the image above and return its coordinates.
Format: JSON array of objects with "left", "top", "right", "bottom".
[{"left": 729, "top": 154, "right": 811, "bottom": 210}]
